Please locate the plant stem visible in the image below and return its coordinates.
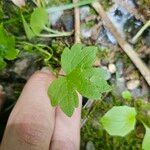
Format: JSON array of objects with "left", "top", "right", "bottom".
[
  {"left": 19, "top": 41, "right": 52, "bottom": 59},
  {"left": 44, "top": 26, "right": 72, "bottom": 35},
  {"left": 38, "top": 32, "right": 72, "bottom": 38},
  {"left": 131, "top": 20, "right": 150, "bottom": 44},
  {"left": 47, "top": 0, "right": 95, "bottom": 13}
]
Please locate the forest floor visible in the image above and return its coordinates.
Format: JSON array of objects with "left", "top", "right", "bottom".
[{"left": 0, "top": 0, "right": 150, "bottom": 149}]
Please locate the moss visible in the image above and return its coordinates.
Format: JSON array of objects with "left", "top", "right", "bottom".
[
  {"left": 81, "top": 96, "right": 143, "bottom": 149},
  {"left": 100, "top": 0, "right": 114, "bottom": 10},
  {"left": 47, "top": 0, "right": 71, "bottom": 6}
]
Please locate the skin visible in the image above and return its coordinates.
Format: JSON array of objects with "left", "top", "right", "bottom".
[{"left": 0, "top": 70, "right": 82, "bottom": 150}]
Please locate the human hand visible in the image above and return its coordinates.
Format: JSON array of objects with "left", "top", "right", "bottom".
[{"left": 0, "top": 70, "right": 82, "bottom": 150}]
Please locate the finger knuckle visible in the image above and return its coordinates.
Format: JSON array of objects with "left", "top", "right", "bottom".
[
  {"left": 13, "top": 114, "right": 50, "bottom": 147},
  {"left": 17, "top": 124, "right": 46, "bottom": 146}
]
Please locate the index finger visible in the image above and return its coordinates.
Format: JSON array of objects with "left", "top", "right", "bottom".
[{"left": 1, "top": 71, "right": 56, "bottom": 150}]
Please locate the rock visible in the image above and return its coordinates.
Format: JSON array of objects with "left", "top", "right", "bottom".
[
  {"left": 80, "top": 6, "right": 90, "bottom": 20},
  {"left": 13, "top": 58, "right": 29, "bottom": 76},
  {"left": 61, "top": 14, "right": 74, "bottom": 31},
  {"left": 127, "top": 79, "right": 140, "bottom": 90},
  {"left": 86, "top": 141, "right": 95, "bottom": 150},
  {"left": 81, "top": 28, "right": 92, "bottom": 39},
  {"left": 116, "top": 60, "right": 124, "bottom": 76},
  {"left": 49, "top": 10, "right": 63, "bottom": 26},
  {"left": 115, "top": 77, "right": 126, "bottom": 95},
  {"left": 101, "top": 59, "right": 109, "bottom": 66},
  {"left": 107, "top": 4, "right": 131, "bottom": 38},
  {"left": 126, "top": 70, "right": 139, "bottom": 80},
  {"left": 106, "top": 29, "right": 117, "bottom": 44},
  {"left": 131, "top": 88, "right": 142, "bottom": 98},
  {"left": 11, "top": 0, "right": 25, "bottom": 7},
  {"left": 143, "top": 29, "right": 150, "bottom": 47},
  {"left": 108, "top": 63, "right": 116, "bottom": 74},
  {"left": 101, "top": 66, "right": 111, "bottom": 80}
]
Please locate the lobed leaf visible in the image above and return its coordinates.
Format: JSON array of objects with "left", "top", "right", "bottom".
[
  {"left": 61, "top": 44, "right": 98, "bottom": 74},
  {"left": 48, "top": 44, "right": 111, "bottom": 117},
  {"left": 48, "top": 77, "right": 78, "bottom": 117},
  {"left": 68, "top": 68, "right": 111, "bottom": 99}
]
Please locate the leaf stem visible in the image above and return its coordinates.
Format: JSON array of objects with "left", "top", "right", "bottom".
[
  {"left": 47, "top": 0, "right": 95, "bottom": 13},
  {"left": 18, "top": 41, "right": 52, "bottom": 60},
  {"left": 44, "top": 26, "right": 73, "bottom": 35},
  {"left": 38, "top": 32, "right": 73, "bottom": 38},
  {"left": 131, "top": 20, "right": 150, "bottom": 44}
]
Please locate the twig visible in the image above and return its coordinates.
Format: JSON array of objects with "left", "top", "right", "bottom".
[
  {"left": 92, "top": 2, "right": 150, "bottom": 86},
  {"left": 73, "top": 0, "right": 81, "bottom": 43},
  {"left": 131, "top": 20, "right": 150, "bottom": 44}
]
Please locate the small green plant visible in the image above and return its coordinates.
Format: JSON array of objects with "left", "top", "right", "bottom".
[
  {"left": 48, "top": 43, "right": 111, "bottom": 117},
  {"left": 21, "top": 0, "right": 95, "bottom": 40},
  {"left": 101, "top": 105, "right": 150, "bottom": 150},
  {"left": 21, "top": 7, "right": 72, "bottom": 39},
  {"left": 0, "top": 25, "right": 19, "bottom": 70},
  {"left": 122, "top": 90, "right": 132, "bottom": 101}
]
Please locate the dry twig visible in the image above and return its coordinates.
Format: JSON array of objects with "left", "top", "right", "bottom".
[{"left": 73, "top": 0, "right": 81, "bottom": 43}]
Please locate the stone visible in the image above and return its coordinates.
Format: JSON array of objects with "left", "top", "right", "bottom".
[
  {"left": 131, "top": 88, "right": 142, "bottom": 98},
  {"left": 61, "top": 14, "right": 74, "bottom": 31},
  {"left": 80, "top": 6, "right": 90, "bottom": 20},
  {"left": 14, "top": 58, "right": 29, "bottom": 76},
  {"left": 101, "top": 66, "right": 111, "bottom": 80},
  {"left": 108, "top": 63, "right": 116, "bottom": 74},
  {"left": 127, "top": 79, "right": 140, "bottom": 90},
  {"left": 11, "top": 0, "right": 25, "bottom": 7},
  {"left": 81, "top": 28, "right": 92, "bottom": 39},
  {"left": 49, "top": 10, "right": 63, "bottom": 26},
  {"left": 116, "top": 60, "right": 124, "bottom": 76},
  {"left": 115, "top": 77, "right": 126, "bottom": 95},
  {"left": 106, "top": 29, "right": 117, "bottom": 44}
]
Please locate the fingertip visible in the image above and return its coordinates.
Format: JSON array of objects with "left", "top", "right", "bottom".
[{"left": 1, "top": 70, "right": 56, "bottom": 150}]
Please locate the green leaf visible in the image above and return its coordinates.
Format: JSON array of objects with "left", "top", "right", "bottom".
[
  {"left": 30, "top": 7, "right": 48, "bottom": 35},
  {"left": 48, "top": 77, "right": 78, "bottom": 117},
  {"left": 21, "top": 14, "right": 35, "bottom": 40},
  {"left": 68, "top": 68, "right": 111, "bottom": 99},
  {"left": 122, "top": 90, "right": 132, "bottom": 100},
  {"left": 142, "top": 125, "right": 150, "bottom": 150},
  {"left": 0, "top": 25, "right": 19, "bottom": 61},
  {"left": 48, "top": 44, "right": 111, "bottom": 117},
  {"left": 101, "top": 106, "right": 137, "bottom": 137},
  {"left": 0, "top": 57, "right": 6, "bottom": 70},
  {"left": 61, "top": 44, "right": 98, "bottom": 74},
  {"left": 5, "top": 48, "right": 19, "bottom": 60}
]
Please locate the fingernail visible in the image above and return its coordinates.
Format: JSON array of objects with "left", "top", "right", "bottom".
[{"left": 40, "top": 67, "right": 53, "bottom": 75}]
